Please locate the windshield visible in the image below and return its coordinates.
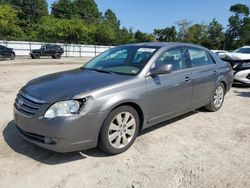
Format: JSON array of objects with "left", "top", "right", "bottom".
[
  {"left": 233, "top": 47, "right": 250, "bottom": 54},
  {"left": 83, "top": 46, "right": 158, "bottom": 75}
]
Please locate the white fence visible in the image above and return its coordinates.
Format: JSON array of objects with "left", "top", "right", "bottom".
[{"left": 0, "top": 40, "right": 113, "bottom": 57}]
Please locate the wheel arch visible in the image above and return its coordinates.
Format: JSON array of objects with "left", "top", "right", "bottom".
[
  {"left": 216, "top": 75, "right": 227, "bottom": 92},
  {"left": 109, "top": 101, "right": 145, "bottom": 130}
]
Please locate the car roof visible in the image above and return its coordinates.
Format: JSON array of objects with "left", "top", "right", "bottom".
[
  {"left": 121, "top": 42, "right": 208, "bottom": 50},
  {"left": 241, "top": 46, "right": 250, "bottom": 48}
]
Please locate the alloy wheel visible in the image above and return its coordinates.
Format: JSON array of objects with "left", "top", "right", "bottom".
[
  {"left": 213, "top": 85, "right": 224, "bottom": 108},
  {"left": 108, "top": 112, "right": 136, "bottom": 149}
]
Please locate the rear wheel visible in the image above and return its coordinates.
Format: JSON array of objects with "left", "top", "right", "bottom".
[
  {"left": 205, "top": 82, "right": 225, "bottom": 112},
  {"left": 10, "top": 53, "right": 15, "bottom": 60},
  {"left": 33, "top": 53, "right": 40, "bottom": 59},
  {"left": 54, "top": 53, "right": 61, "bottom": 59},
  {"left": 99, "top": 106, "right": 139, "bottom": 155}
]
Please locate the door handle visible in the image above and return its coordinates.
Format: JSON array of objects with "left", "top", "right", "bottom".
[
  {"left": 184, "top": 77, "right": 191, "bottom": 82},
  {"left": 214, "top": 70, "right": 218, "bottom": 75}
]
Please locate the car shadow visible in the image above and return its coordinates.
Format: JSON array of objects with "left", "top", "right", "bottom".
[
  {"left": 3, "top": 121, "right": 91, "bottom": 165},
  {"left": 0, "top": 58, "right": 11, "bottom": 61},
  {"left": 3, "top": 111, "right": 199, "bottom": 164},
  {"left": 234, "top": 90, "right": 250, "bottom": 98},
  {"left": 139, "top": 111, "right": 197, "bottom": 136}
]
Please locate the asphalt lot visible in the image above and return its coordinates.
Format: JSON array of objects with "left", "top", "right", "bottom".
[{"left": 0, "top": 58, "right": 250, "bottom": 188}]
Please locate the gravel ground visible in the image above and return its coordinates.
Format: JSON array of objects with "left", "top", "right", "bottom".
[{"left": 0, "top": 58, "right": 250, "bottom": 188}]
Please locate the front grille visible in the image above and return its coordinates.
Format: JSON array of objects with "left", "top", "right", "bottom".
[{"left": 14, "top": 92, "right": 44, "bottom": 116}]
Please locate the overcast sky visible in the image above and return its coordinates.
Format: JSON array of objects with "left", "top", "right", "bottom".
[{"left": 47, "top": 0, "right": 250, "bottom": 33}]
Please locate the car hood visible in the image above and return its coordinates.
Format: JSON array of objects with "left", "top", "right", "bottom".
[
  {"left": 21, "top": 68, "right": 133, "bottom": 103},
  {"left": 31, "top": 49, "right": 40, "bottom": 53}
]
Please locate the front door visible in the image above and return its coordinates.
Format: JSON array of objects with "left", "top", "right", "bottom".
[{"left": 145, "top": 47, "right": 192, "bottom": 125}]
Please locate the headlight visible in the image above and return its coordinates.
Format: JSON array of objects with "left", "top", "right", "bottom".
[{"left": 44, "top": 100, "right": 81, "bottom": 118}]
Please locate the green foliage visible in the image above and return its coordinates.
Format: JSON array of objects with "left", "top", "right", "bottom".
[
  {"left": 154, "top": 26, "right": 177, "bottom": 42},
  {"left": 226, "top": 4, "right": 250, "bottom": 49},
  {"left": 207, "top": 19, "right": 225, "bottom": 49},
  {"left": 51, "top": 0, "right": 101, "bottom": 23},
  {"left": 36, "top": 15, "right": 92, "bottom": 44},
  {"left": 134, "top": 30, "right": 155, "bottom": 43},
  {"left": 2, "top": 0, "right": 48, "bottom": 29},
  {"left": 0, "top": 1, "right": 249, "bottom": 49},
  {"left": 0, "top": 4, "right": 24, "bottom": 40},
  {"left": 186, "top": 24, "right": 208, "bottom": 45}
]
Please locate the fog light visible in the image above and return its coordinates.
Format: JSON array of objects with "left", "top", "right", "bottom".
[{"left": 44, "top": 137, "right": 58, "bottom": 144}]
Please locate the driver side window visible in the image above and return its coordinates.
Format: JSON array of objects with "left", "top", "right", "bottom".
[{"left": 155, "top": 47, "right": 187, "bottom": 71}]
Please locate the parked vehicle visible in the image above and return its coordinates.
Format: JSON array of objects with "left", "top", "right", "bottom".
[
  {"left": 211, "top": 50, "right": 228, "bottom": 57},
  {"left": 217, "top": 46, "right": 250, "bottom": 86},
  {"left": 232, "top": 62, "right": 250, "bottom": 86},
  {"left": 30, "top": 44, "right": 64, "bottom": 59},
  {"left": 219, "top": 46, "right": 250, "bottom": 61},
  {"left": 0, "top": 45, "right": 15, "bottom": 60},
  {"left": 14, "top": 42, "right": 234, "bottom": 154}
]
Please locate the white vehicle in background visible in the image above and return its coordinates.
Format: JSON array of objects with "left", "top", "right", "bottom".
[
  {"left": 218, "top": 46, "right": 250, "bottom": 60},
  {"left": 218, "top": 46, "right": 250, "bottom": 86},
  {"left": 211, "top": 50, "right": 228, "bottom": 57}
]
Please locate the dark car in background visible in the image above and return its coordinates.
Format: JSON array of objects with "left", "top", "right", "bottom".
[
  {"left": 14, "top": 42, "right": 234, "bottom": 155},
  {"left": 0, "top": 45, "right": 15, "bottom": 60},
  {"left": 30, "top": 44, "right": 64, "bottom": 59}
]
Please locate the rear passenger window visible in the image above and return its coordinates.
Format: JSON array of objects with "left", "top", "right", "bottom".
[
  {"left": 188, "top": 48, "right": 214, "bottom": 67},
  {"left": 155, "top": 48, "right": 187, "bottom": 71}
]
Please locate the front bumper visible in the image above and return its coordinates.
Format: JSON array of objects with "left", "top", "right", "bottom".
[{"left": 14, "top": 108, "right": 108, "bottom": 153}]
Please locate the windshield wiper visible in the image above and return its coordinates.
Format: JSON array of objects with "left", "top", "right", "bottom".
[{"left": 81, "top": 67, "right": 114, "bottom": 74}]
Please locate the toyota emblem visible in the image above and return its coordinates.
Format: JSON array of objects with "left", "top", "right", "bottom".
[{"left": 17, "top": 98, "right": 23, "bottom": 109}]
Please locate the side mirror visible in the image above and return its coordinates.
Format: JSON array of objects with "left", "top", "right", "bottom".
[{"left": 148, "top": 64, "right": 172, "bottom": 77}]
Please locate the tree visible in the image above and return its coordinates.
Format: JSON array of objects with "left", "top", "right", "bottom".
[
  {"left": 94, "top": 22, "right": 118, "bottom": 45},
  {"left": 226, "top": 4, "right": 250, "bottom": 49},
  {"left": 240, "top": 17, "right": 250, "bottom": 45},
  {"left": 1, "top": 0, "right": 48, "bottom": 28},
  {"left": 0, "top": 4, "right": 24, "bottom": 40},
  {"left": 176, "top": 19, "right": 192, "bottom": 41},
  {"left": 51, "top": 0, "right": 101, "bottom": 23},
  {"left": 134, "top": 30, "right": 155, "bottom": 43},
  {"left": 73, "top": 0, "right": 101, "bottom": 23},
  {"left": 51, "top": 0, "right": 73, "bottom": 19},
  {"left": 103, "top": 9, "right": 120, "bottom": 29},
  {"left": 117, "top": 27, "right": 134, "bottom": 44},
  {"left": 207, "top": 19, "right": 225, "bottom": 49},
  {"left": 154, "top": 26, "right": 177, "bottom": 42},
  {"left": 36, "top": 15, "right": 92, "bottom": 44},
  {"left": 186, "top": 23, "right": 209, "bottom": 47}
]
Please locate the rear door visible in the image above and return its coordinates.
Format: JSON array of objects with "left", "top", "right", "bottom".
[
  {"left": 145, "top": 47, "right": 192, "bottom": 124},
  {"left": 186, "top": 47, "right": 218, "bottom": 108}
]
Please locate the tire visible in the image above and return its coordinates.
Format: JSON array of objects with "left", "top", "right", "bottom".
[
  {"left": 10, "top": 53, "right": 15, "bottom": 60},
  {"left": 205, "top": 82, "right": 225, "bottom": 112},
  {"left": 98, "top": 105, "right": 140, "bottom": 155},
  {"left": 33, "top": 53, "right": 40, "bottom": 59},
  {"left": 54, "top": 53, "right": 61, "bottom": 59},
  {"left": 52, "top": 55, "right": 56, "bottom": 59}
]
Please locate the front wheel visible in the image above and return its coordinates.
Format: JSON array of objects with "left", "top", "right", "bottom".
[
  {"left": 205, "top": 82, "right": 225, "bottom": 112},
  {"left": 10, "top": 53, "right": 15, "bottom": 60},
  {"left": 98, "top": 106, "right": 140, "bottom": 155}
]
